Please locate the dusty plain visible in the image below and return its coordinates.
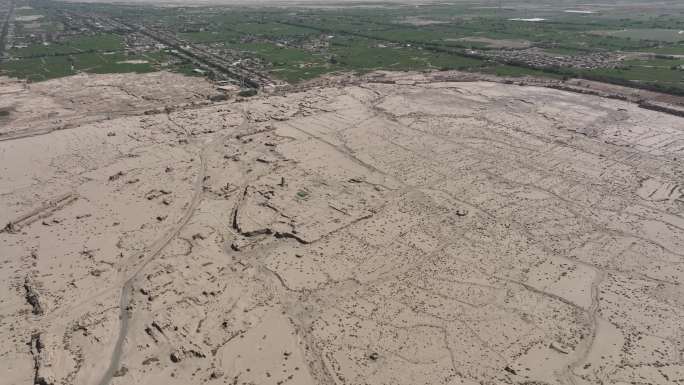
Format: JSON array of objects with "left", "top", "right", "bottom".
[{"left": 1, "top": 70, "right": 684, "bottom": 385}]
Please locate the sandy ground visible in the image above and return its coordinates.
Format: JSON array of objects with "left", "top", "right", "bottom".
[
  {"left": 0, "top": 72, "right": 221, "bottom": 140},
  {"left": 1, "top": 71, "right": 683, "bottom": 385}
]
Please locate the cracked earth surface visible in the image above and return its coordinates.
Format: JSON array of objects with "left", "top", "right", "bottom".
[{"left": 1, "top": 72, "right": 683, "bottom": 385}]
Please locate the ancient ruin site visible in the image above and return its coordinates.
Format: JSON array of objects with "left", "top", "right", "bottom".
[{"left": 1, "top": 69, "right": 684, "bottom": 385}]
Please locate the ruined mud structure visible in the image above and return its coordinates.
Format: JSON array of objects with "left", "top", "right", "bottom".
[{"left": 1, "top": 70, "right": 683, "bottom": 385}]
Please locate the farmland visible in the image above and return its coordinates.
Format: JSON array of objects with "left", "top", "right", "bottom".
[{"left": 1, "top": 0, "right": 683, "bottom": 92}]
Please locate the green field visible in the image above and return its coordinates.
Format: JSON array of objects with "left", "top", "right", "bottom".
[
  {"left": 2, "top": 0, "right": 683, "bottom": 93},
  {"left": 593, "top": 29, "right": 684, "bottom": 43},
  {"left": 642, "top": 44, "right": 684, "bottom": 55},
  {"left": 10, "top": 34, "right": 125, "bottom": 58},
  {"left": 0, "top": 51, "right": 169, "bottom": 82},
  {"left": 589, "top": 57, "right": 684, "bottom": 86}
]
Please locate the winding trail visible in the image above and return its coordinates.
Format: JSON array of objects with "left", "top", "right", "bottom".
[
  {"left": 560, "top": 269, "right": 607, "bottom": 385},
  {"left": 95, "top": 116, "right": 246, "bottom": 385},
  {"left": 95, "top": 146, "right": 207, "bottom": 385}
]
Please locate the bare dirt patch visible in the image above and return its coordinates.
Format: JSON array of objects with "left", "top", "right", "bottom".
[
  {"left": 446, "top": 36, "right": 532, "bottom": 49},
  {"left": 398, "top": 16, "right": 449, "bottom": 26},
  {"left": 0, "top": 72, "right": 221, "bottom": 140},
  {"left": 1, "top": 71, "right": 683, "bottom": 385}
]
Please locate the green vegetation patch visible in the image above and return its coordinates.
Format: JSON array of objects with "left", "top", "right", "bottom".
[
  {"left": 588, "top": 59, "right": 684, "bottom": 86},
  {"left": 231, "top": 22, "right": 319, "bottom": 38},
  {"left": 592, "top": 29, "right": 684, "bottom": 43},
  {"left": 14, "top": 6, "right": 40, "bottom": 17},
  {"left": 6, "top": 0, "right": 684, "bottom": 93},
  {"left": 0, "top": 56, "right": 73, "bottom": 82},
  {"left": 10, "top": 34, "right": 125, "bottom": 58},
  {"left": 640, "top": 44, "right": 684, "bottom": 55},
  {"left": 226, "top": 42, "right": 332, "bottom": 82},
  {"left": 330, "top": 39, "right": 484, "bottom": 72},
  {"left": 0, "top": 50, "right": 168, "bottom": 82}
]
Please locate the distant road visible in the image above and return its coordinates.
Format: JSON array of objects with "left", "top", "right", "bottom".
[
  {"left": 120, "top": 21, "right": 267, "bottom": 88},
  {"left": 0, "top": 0, "right": 15, "bottom": 59},
  {"left": 59, "top": 9, "right": 267, "bottom": 88}
]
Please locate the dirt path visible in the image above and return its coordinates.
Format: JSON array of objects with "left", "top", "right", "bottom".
[
  {"left": 560, "top": 269, "right": 607, "bottom": 385},
  {"left": 95, "top": 115, "right": 247, "bottom": 385}
]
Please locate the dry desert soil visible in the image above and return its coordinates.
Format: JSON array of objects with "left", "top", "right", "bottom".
[{"left": 1, "top": 71, "right": 683, "bottom": 385}]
